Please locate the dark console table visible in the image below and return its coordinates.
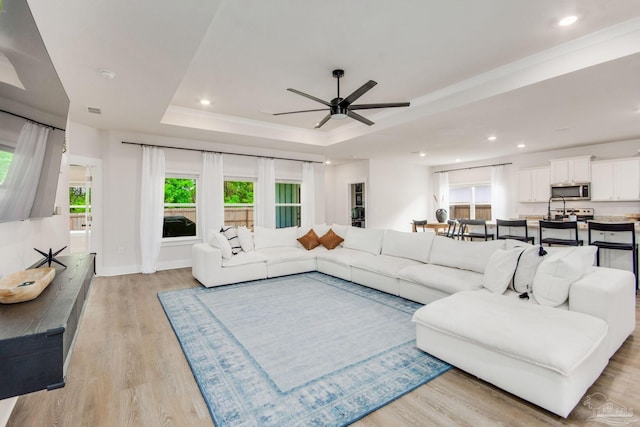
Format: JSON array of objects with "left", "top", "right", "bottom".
[{"left": 0, "top": 254, "right": 95, "bottom": 399}]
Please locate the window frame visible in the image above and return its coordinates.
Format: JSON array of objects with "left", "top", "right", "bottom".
[
  {"left": 0, "top": 143, "right": 15, "bottom": 187},
  {"left": 449, "top": 182, "right": 492, "bottom": 220},
  {"left": 162, "top": 173, "right": 199, "bottom": 244},
  {"left": 224, "top": 177, "right": 255, "bottom": 230},
  {"left": 275, "top": 180, "right": 301, "bottom": 228}
]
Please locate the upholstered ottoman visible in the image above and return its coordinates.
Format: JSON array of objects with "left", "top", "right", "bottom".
[{"left": 412, "top": 291, "right": 611, "bottom": 417}]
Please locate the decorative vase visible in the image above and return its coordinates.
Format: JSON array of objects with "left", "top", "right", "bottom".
[{"left": 435, "top": 208, "right": 448, "bottom": 223}]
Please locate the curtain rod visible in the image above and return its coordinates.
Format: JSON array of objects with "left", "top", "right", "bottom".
[
  {"left": 0, "top": 109, "right": 65, "bottom": 132},
  {"left": 434, "top": 162, "right": 512, "bottom": 174},
  {"left": 121, "top": 141, "right": 323, "bottom": 164}
]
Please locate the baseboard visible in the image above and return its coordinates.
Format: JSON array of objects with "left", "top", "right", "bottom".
[
  {"left": 98, "top": 259, "right": 191, "bottom": 277},
  {"left": 99, "top": 264, "right": 140, "bottom": 277},
  {"left": 157, "top": 258, "right": 191, "bottom": 271}
]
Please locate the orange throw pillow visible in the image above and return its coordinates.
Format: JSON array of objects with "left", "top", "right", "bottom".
[
  {"left": 297, "top": 229, "right": 320, "bottom": 250},
  {"left": 318, "top": 229, "right": 344, "bottom": 250}
]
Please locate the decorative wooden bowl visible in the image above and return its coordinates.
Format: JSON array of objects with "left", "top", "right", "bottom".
[{"left": 0, "top": 268, "right": 56, "bottom": 304}]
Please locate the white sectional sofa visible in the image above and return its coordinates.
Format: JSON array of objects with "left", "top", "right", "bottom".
[{"left": 191, "top": 224, "right": 636, "bottom": 418}]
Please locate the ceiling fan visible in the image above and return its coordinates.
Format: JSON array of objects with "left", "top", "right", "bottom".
[{"left": 273, "top": 69, "right": 410, "bottom": 128}]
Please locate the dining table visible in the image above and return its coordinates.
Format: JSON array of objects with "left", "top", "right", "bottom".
[{"left": 412, "top": 222, "right": 448, "bottom": 233}]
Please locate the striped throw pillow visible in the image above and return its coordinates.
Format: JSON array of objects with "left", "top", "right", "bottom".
[{"left": 220, "top": 226, "right": 243, "bottom": 255}]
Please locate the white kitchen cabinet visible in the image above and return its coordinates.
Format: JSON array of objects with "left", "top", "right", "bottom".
[
  {"left": 549, "top": 156, "right": 591, "bottom": 184},
  {"left": 591, "top": 158, "right": 640, "bottom": 201},
  {"left": 518, "top": 167, "right": 550, "bottom": 202}
]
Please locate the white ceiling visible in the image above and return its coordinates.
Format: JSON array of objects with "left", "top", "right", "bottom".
[{"left": 26, "top": 0, "right": 640, "bottom": 165}]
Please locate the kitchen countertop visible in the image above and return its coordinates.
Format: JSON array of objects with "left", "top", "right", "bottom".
[{"left": 509, "top": 215, "right": 640, "bottom": 231}]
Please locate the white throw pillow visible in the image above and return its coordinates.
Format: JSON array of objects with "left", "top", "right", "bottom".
[
  {"left": 220, "top": 225, "right": 243, "bottom": 255},
  {"left": 313, "top": 223, "right": 330, "bottom": 238},
  {"left": 237, "top": 226, "right": 254, "bottom": 252},
  {"left": 208, "top": 231, "right": 233, "bottom": 259},
  {"left": 254, "top": 226, "right": 298, "bottom": 250},
  {"left": 343, "top": 226, "right": 385, "bottom": 255},
  {"left": 330, "top": 224, "right": 348, "bottom": 241},
  {"left": 532, "top": 246, "right": 597, "bottom": 307},
  {"left": 511, "top": 245, "right": 545, "bottom": 293},
  {"left": 482, "top": 248, "right": 524, "bottom": 293}
]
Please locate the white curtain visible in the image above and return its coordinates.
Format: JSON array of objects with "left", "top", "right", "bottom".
[
  {"left": 437, "top": 172, "right": 449, "bottom": 215},
  {"left": 199, "top": 152, "right": 224, "bottom": 241},
  {"left": 0, "top": 122, "right": 50, "bottom": 221},
  {"left": 491, "top": 165, "right": 508, "bottom": 221},
  {"left": 301, "top": 162, "right": 315, "bottom": 228},
  {"left": 139, "top": 146, "right": 165, "bottom": 274},
  {"left": 255, "top": 157, "right": 275, "bottom": 227}
]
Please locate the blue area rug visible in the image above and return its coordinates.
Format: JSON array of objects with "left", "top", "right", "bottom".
[{"left": 158, "top": 272, "right": 450, "bottom": 426}]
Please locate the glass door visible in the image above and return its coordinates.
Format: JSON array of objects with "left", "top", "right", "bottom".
[{"left": 69, "top": 164, "right": 92, "bottom": 254}]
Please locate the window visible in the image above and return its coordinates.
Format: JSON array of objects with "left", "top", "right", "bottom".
[
  {"left": 0, "top": 145, "right": 13, "bottom": 185},
  {"left": 224, "top": 180, "right": 254, "bottom": 229},
  {"left": 449, "top": 184, "right": 492, "bottom": 220},
  {"left": 163, "top": 176, "right": 197, "bottom": 238},
  {"left": 275, "top": 182, "right": 301, "bottom": 228}
]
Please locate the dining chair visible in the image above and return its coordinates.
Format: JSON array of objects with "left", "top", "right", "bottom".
[
  {"left": 496, "top": 219, "right": 534, "bottom": 244},
  {"left": 412, "top": 219, "right": 428, "bottom": 232},
  {"left": 437, "top": 220, "right": 457, "bottom": 238},
  {"left": 539, "top": 220, "right": 583, "bottom": 246},
  {"left": 588, "top": 222, "right": 637, "bottom": 289},
  {"left": 458, "top": 219, "right": 495, "bottom": 241}
]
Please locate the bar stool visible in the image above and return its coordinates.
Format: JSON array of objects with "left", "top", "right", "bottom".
[
  {"left": 588, "top": 222, "right": 638, "bottom": 289},
  {"left": 496, "top": 219, "right": 534, "bottom": 244},
  {"left": 539, "top": 220, "right": 583, "bottom": 246},
  {"left": 458, "top": 219, "right": 495, "bottom": 241},
  {"left": 412, "top": 219, "right": 428, "bottom": 232}
]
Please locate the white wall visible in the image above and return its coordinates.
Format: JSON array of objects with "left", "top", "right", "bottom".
[
  {"left": 323, "top": 160, "right": 369, "bottom": 226},
  {"left": 68, "top": 124, "right": 326, "bottom": 276},
  {"left": 323, "top": 159, "right": 431, "bottom": 231},
  {"left": 368, "top": 159, "right": 431, "bottom": 231}
]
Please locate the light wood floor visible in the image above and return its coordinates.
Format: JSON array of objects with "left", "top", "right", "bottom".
[{"left": 8, "top": 269, "right": 639, "bottom": 427}]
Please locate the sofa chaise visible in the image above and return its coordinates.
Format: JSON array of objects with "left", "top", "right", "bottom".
[{"left": 191, "top": 224, "right": 636, "bottom": 418}]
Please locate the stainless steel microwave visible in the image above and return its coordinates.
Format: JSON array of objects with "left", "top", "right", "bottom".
[{"left": 550, "top": 183, "right": 590, "bottom": 200}]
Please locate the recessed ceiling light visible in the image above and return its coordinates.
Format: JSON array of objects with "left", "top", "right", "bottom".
[
  {"left": 455, "top": 158, "right": 461, "bottom": 163},
  {"left": 487, "top": 136, "right": 497, "bottom": 141},
  {"left": 558, "top": 15, "right": 578, "bottom": 26},
  {"left": 200, "top": 99, "right": 211, "bottom": 106},
  {"left": 517, "top": 143, "right": 526, "bottom": 148},
  {"left": 419, "top": 152, "right": 426, "bottom": 157},
  {"left": 99, "top": 69, "right": 116, "bottom": 80},
  {"left": 325, "top": 160, "right": 331, "bottom": 165}
]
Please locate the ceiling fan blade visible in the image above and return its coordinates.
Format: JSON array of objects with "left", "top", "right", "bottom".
[
  {"left": 347, "top": 110, "right": 374, "bottom": 126},
  {"left": 287, "top": 88, "right": 331, "bottom": 107},
  {"left": 339, "top": 80, "right": 377, "bottom": 107},
  {"left": 272, "top": 108, "right": 328, "bottom": 116},
  {"left": 349, "top": 102, "right": 410, "bottom": 110},
  {"left": 314, "top": 114, "right": 331, "bottom": 129}
]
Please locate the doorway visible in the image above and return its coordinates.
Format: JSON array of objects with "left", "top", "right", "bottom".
[
  {"left": 68, "top": 164, "right": 92, "bottom": 254},
  {"left": 67, "top": 155, "right": 102, "bottom": 274}
]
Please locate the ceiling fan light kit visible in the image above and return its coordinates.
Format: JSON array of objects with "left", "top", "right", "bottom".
[{"left": 274, "top": 69, "right": 410, "bottom": 128}]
